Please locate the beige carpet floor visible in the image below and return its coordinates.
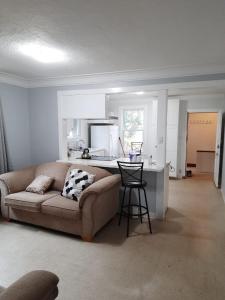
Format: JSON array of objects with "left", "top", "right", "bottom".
[{"left": 0, "top": 174, "right": 225, "bottom": 300}]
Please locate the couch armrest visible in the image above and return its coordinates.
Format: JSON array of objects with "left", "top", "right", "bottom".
[
  {"left": 0, "top": 166, "right": 35, "bottom": 194},
  {"left": 80, "top": 174, "right": 121, "bottom": 240},
  {"left": 79, "top": 174, "right": 121, "bottom": 208},
  {"left": 0, "top": 270, "right": 59, "bottom": 300},
  {"left": 0, "top": 179, "right": 9, "bottom": 218}
]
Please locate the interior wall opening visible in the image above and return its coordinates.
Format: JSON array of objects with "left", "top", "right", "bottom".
[{"left": 186, "top": 112, "right": 218, "bottom": 180}]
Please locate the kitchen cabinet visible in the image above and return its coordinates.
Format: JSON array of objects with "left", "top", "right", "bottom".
[{"left": 58, "top": 91, "right": 106, "bottom": 119}]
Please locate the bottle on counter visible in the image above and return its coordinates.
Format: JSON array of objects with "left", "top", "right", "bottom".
[{"left": 129, "top": 149, "right": 136, "bottom": 162}]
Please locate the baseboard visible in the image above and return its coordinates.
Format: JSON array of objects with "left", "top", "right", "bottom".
[{"left": 187, "top": 163, "right": 196, "bottom": 167}]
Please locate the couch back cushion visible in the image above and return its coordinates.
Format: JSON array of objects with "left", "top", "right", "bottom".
[
  {"left": 35, "top": 162, "right": 71, "bottom": 191},
  {"left": 66, "top": 164, "right": 111, "bottom": 183}
]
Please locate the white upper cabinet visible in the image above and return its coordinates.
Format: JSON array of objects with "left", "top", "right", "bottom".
[
  {"left": 58, "top": 91, "right": 106, "bottom": 119},
  {"left": 57, "top": 90, "right": 107, "bottom": 159}
]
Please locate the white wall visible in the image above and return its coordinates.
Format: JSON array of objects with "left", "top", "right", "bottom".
[
  {"left": 166, "top": 99, "right": 180, "bottom": 177},
  {"left": 177, "top": 100, "right": 188, "bottom": 177}
]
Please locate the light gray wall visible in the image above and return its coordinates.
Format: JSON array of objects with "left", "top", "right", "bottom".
[
  {"left": 0, "top": 83, "right": 31, "bottom": 170},
  {"left": 28, "top": 87, "right": 60, "bottom": 164}
]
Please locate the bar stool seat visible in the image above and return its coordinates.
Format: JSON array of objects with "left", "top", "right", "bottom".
[
  {"left": 124, "top": 180, "right": 147, "bottom": 188},
  {"left": 117, "top": 161, "right": 152, "bottom": 237}
]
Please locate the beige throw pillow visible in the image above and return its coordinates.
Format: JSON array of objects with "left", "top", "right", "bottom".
[{"left": 26, "top": 175, "right": 53, "bottom": 194}]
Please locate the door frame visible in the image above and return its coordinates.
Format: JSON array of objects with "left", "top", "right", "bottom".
[{"left": 185, "top": 108, "right": 223, "bottom": 186}]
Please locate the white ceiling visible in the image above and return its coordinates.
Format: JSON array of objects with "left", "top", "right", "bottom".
[{"left": 0, "top": 0, "right": 225, "bottom": 80}]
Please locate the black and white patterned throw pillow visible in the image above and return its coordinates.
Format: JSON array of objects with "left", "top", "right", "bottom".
[{"left": 62, "top": 169, "right": 95, "bottom": 201}]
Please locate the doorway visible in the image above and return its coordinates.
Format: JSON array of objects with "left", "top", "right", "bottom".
[{"left": 186, "top": 112, "right": 219, "bottom": 182}]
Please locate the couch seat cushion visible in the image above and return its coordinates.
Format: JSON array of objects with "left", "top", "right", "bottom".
[
  {"left": 41, "top": 195, "right": 81, "bottom": 220},
  {"left": 5, "top": 191, "right": 60, "bottom": 212}
]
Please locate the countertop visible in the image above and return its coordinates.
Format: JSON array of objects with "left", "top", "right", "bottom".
[
  {"left": 70, "top": 148, "right": 104, "bottom": 153},
  {"left": 57, "top": 157, "right": 168, "bottom": 172}
]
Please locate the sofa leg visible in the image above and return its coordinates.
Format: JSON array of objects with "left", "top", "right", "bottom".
[{"left": 82, "top": 235, "right": 94, "bottom": 242}]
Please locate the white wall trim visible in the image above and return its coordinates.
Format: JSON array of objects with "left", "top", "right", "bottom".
[
  {"left": 0, "top": 72, "right": 28, "bottom": 88},
  {"left": 1, "top": 65, "right": 225, "bottom": 89},
  {"left": 49, "top": 79, "right": 225, "bottom": 97},
  {"left": 25, "top": 63, "right": 225, "bottom": 88},
  {"left": 56, "top": 80, "right": 225, "bottom": 97}
]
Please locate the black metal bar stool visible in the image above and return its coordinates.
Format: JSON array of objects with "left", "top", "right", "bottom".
[{"left": 117, "top": 161, "right": 152, "bottom": 237}]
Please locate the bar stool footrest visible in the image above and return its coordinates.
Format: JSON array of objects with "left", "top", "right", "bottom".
[{"left": 120, "top": 204, "right": 149, "bottom": 218}]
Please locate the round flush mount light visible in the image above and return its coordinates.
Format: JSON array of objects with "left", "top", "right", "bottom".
[
  {"left": 110, "top": 87, "right": 123, "bottom": 93},
  {"left": 134, "top": 91, "right": 145, "bottom": 95},
  {"left": 18, "top": 42, "right": 68, "bottom": 63}
]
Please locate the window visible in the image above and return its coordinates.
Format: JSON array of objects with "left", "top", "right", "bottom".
[{"left": 122, "top": 108, "right": 144, "bottom": 153}]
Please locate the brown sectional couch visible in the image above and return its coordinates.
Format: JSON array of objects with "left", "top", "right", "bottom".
[
  {"left": 0, "top": 270, "right": 59, "bottom": 300},
  {"left": 0, "top": 162, "right": 121, "bottom": 241}
]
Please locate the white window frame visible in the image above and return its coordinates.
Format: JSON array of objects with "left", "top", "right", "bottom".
[{"left": 119, "top": 105, "right": 148, "bottom": 154}]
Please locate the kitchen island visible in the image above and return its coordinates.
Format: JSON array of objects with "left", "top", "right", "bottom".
[{"left": 57, "top": 157, "right": 170, "bottom": 219}]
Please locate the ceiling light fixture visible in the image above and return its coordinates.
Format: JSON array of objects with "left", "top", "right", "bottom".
[
  {"left": 134, "top": 91, "right": 145, "bottom": 95},
  {"left": 111, "top": 87, "right": 122, "bottom": 93},
  {"left": 18, "top": 42, "right": 68, "bottom": 63}
]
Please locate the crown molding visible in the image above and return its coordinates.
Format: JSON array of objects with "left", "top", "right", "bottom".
[
  {"left": 1, "top": 63, "right": 225, "bottom": 89},
  {"left": 25, "top": 63, "right": 225, "bottom": 88},
  {"left": 0, "top": 72, "right": 28, "bottom": 88}
]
